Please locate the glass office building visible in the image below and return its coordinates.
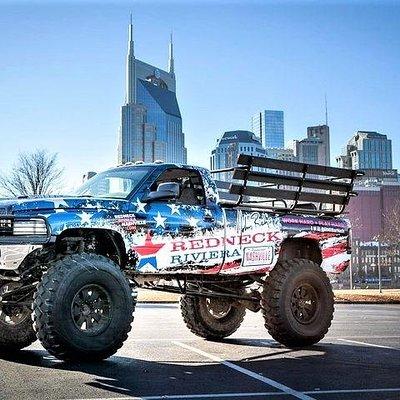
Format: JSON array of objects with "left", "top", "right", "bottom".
[
  {"left": 251, "top": 110, "right": 284, "bottom": 149},
  {"left": 336, "top": 131, "right": 392, "bottom": 170},
  {"left": 210, "top": 130, "right": 266, "bottom": 182},
  {"left": 118, "top": 22, "right": 187, "bottom": 164}
]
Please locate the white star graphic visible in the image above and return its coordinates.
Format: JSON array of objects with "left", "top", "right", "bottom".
[
  {"left": 204, "top": 208, "right": 213, "bottom": 217},
  {"left": 79, "top": 212, "right": 92, "bottom": 225},
  {"left": 134, "top": 198, "right": 147, "bottom": 213},
  {"left": 52, "top": 198, "right": 69, "bottom": 209},
  {"left": 186, "top": 216, "right": 199, "bottom": 228},
  {"left": 168, "top": 204, "right": 181, "bottom": 215},
  {"left": 154, "top": 212, "right": 167, "bottom": 228}
]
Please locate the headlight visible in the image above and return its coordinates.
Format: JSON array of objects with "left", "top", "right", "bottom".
[{"left": 13, "top": 219, "right": 48, "bottom": 236}]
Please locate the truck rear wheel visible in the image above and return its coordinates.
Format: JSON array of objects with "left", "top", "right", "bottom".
[
  {"left": 33, "top": 253, "right": 135, "bottom": 361},
  {"left": 180, "top": 295, "right": 246, "bottom": 340},
  {"left": 262, "top": 258, "right": 334, "bottom": 348},
  {"left": 0, "top": 283, "right": 36, "bottom": 352}
]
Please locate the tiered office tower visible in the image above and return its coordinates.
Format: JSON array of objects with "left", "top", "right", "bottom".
[{"left": 118, "top": 21, "right": 187, "bottom": 164}]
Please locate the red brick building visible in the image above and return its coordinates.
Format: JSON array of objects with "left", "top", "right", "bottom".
[
  {"left": 347, "top": 184, "right": 400, "bottom": 241},
  {"left": 345, "top": 184, "right": 400, "bottom": 287}
]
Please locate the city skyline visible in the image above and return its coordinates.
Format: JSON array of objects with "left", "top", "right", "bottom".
[{"left": 0, "top": 2, "right": 399, "bottom": 189}]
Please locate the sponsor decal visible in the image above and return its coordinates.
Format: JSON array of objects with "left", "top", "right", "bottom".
[
  {"left": 133, "top": 232, "right": 165, "bottom": 271},
  {"left": 282, "top": 215, "right": 347, "bottom": 230},
  {"left": 170, "top": 231, "right": 282, "bottom": 252},
  {"left": 114, "top": 214, "right": 146, "bottom": 233},
  {"left": 242, "top": 212, "right": 281, "bottom": 231},
  {"left": 167, "top": 230, "right": 281, "bottom": 268},
  {"left": 242, "top": 245, "right": 275, "bottom": 267}
]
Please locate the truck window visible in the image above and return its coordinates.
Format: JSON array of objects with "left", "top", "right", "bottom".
[{"left": 151, "top": 168, "right": 205, "bottom": 206}]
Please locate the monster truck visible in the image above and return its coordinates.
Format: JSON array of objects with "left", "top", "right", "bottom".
[{"left": 0, "top": 155, "right": 362, "bottom": 360}]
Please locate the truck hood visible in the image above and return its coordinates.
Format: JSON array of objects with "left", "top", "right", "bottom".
[{"left": 0, "top": 196, "right": 130, "bottom": 215}]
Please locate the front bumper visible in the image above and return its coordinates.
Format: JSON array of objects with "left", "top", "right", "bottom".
[{"left": 0, "top": 244, "right": 41, "bottom": 271}]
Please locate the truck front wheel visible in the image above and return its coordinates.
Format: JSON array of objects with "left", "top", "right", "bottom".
[
  {"left": 33, "top": 253, "right": 135, "bottom": 361},
  {"left": 0, "top": 283, "right": 36, "bottom": 352},
  {"left": 180, "top": 295, "right": 246, "bottom": 340},
  {"left": 262, "top": 258, "right": 334, "bottom": 348}
]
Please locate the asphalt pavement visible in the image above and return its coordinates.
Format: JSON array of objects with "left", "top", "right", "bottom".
[{"left": 0, "top": 303, "right": 399, "bottom": 400}]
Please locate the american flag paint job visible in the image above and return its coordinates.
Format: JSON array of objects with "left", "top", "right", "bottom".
[{"left": 0, "top": 164, "right": 351, "bottom": 275}]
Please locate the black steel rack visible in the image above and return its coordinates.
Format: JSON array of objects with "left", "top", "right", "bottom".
[{"left": 211, "top": 154, "right": 364, "bottom": 216}]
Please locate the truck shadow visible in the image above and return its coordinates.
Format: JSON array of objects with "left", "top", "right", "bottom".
[{"left": 1, "top": 341, "right": 399, "bottom": 398}]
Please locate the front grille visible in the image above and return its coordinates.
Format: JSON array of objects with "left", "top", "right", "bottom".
[{"left": 0, "top": 217, "right": 13, "bottom": 235}]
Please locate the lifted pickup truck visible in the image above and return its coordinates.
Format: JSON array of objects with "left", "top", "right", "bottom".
[{"left": 0, "top": 155, "right": 361, "bottom": 361}]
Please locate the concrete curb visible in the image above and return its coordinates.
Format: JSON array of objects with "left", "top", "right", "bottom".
[
  {"left": 335, "top": 300, "right": 400, "bottom": 304},
  {"left": 138, "top": 300, "right": 400, "bottom": 305}
]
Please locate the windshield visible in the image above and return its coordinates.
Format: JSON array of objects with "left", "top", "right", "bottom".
[{"left": 74, "top": 167, "right": 152, "bottom": 199}]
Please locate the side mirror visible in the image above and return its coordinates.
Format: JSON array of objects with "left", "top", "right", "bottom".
[{"left": 145, "top": 182, "right": 181, "bottom": 202}]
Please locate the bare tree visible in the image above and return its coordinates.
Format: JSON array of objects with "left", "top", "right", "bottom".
[
  {"left": 382, "top": 199, "right": 400, "bottom": 249},
  {"left": 0, "top": 149, "right": 64, "bottom": 197}
]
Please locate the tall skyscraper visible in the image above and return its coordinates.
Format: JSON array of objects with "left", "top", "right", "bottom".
[
  {"left": 336, "top": 131, "right": 392, "bottom": 170},
  {"left": 117, "top": 21, "right": 187, "bottom": 164},
  {"left": 251, "top": 110, "right": 284, "bottom": 148},
  {"left": 336, "top": 131, "right": 397, "bottom": 184},
  {"left": 294, "top": 125, "right": 330, "bottom": 166}
]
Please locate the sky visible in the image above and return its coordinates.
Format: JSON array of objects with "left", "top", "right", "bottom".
[{"left": 0, "top": 0, "right": 399, "bottom": 191}]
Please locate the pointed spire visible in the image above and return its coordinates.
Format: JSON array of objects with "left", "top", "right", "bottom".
[
  {"left": 168, "top": 31, "right": 175, "bottom": 75},
  {"left": 128, "top": 13, "right": 134, "bottom": 56},
  {"left": 126, "top": 13, "right": 136, "bottom": 104}
]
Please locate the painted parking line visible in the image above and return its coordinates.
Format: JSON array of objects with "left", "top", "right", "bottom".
[
  {"left": 337, "top": 338, "right": 400, "bottom": 350},
  {"left": 305, "top": 387, "right": 400, "bottom": 395},
  {"left": 172, "top": 341, "right": 315, "bottom": 400},
  {"left": 74, "top": 392, "right": 288, "bottom": 400},
  {"left": 73, "top": 387, "right": 400, "bottom": 400},
  {"left": 325, "top": 335, "right": 400, "bottom": 339}
]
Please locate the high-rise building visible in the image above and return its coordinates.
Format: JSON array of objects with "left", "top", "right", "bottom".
[
  {"left": 336, "top": 131, "right": 392, "bottom": 170},
  {"left": 294, "top": 125, "right": 330, "bottom": 166},
  {"left": 210, "top": 130, "right": 266, "bottom": 182},
  {"left": 265, "top": 147, "right": 295, "bottom": 162},
  {"left": 251, "top": 110, "right": 284, "bottom": 149},
  {"left": 336, "top": 131, "right": 397, "bottom": 184},
  {"left": 307, "top": 125, "right": 330, "bottom": 166},
  {"left": 117, "top": 22, "right": 187, "bottom": 165}
]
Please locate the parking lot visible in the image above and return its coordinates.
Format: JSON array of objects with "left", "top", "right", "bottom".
[{"left": 0, "top": 303, "right": 399, "bottom": 400}]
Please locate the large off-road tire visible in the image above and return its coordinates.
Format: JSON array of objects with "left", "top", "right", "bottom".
[
  {"left": 180, "top": 295, "right": 246, "bottom": 340},
  {"left": 0, "top": 283, "right": 36, "bottom": 353},
  {"left": 33, "top": 253, "right": 136, "bottom": 361},
  {"left": 262, "top": 258, "right": 334, "bottom": 348}
]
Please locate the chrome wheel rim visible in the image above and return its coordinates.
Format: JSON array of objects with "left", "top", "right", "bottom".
[{"left": 205, "top": 298, "right": 232, "bottom": 319}]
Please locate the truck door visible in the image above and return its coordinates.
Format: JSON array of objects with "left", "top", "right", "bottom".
[{"left": 134, "top": 167, "right": 225, "bottom": 273}]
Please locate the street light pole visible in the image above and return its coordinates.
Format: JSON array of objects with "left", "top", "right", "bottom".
[
  {"left": 377, "top": 240, "right": 382, "bottom": 294},
  {"left": 349, "top": 259, "right": 353, "bottom": 290}
]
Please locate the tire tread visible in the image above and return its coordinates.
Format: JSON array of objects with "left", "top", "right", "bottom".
[
  {"left": 33, "top": 253, "right": 135, "bottom": 361},
  {"left": 261, "top": 258, "right": 334, "bottom": 348}
]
